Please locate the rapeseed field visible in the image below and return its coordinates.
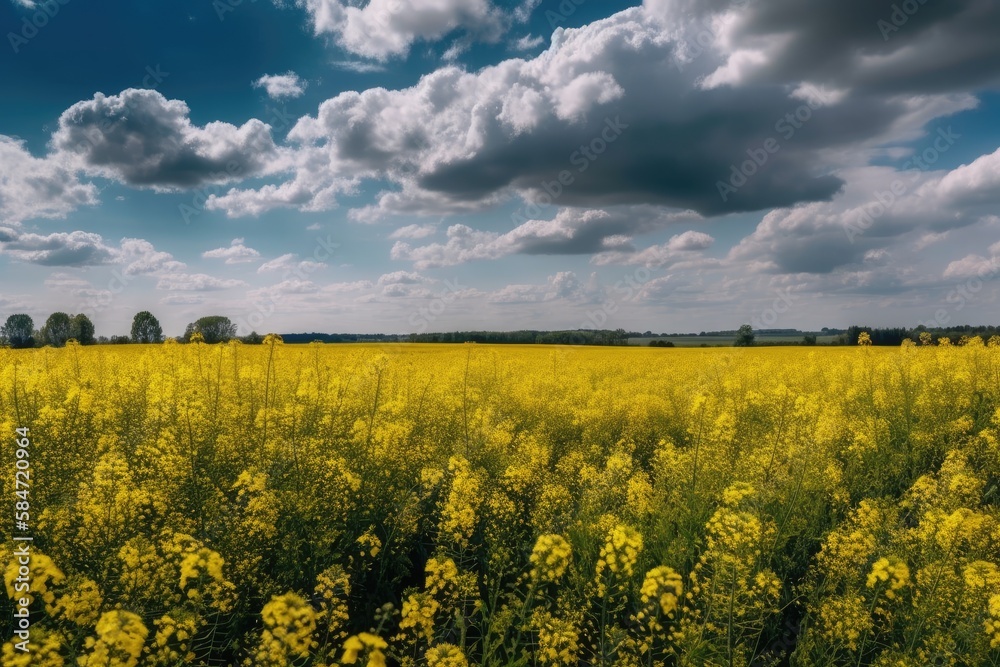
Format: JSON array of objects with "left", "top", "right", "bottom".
[{"left": 3, "top": 338, "right": 1000, "bottom": 666}]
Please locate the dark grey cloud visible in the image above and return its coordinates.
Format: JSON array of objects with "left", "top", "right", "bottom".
[
  {"left": 214, "top": 5, "right": 995, "bottom": 220},
  {"left": 51, "top": 89, "right": 282, "bottom": 189},
  {"left": 0, "top": 230, "right": 118, "bottom": 267},
  {"left": 661, "top": 0, "right": 1000, "bottom": 94}
]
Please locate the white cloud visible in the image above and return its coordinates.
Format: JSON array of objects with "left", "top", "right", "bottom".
[
  {"left": 253, "top": 72, "right": 308, "bottom": 99},
  {"left": 377, "top": 270, "right": 430, "bottom": 286},
  {"left": 0, "top": 136, "right": 98, "bottom": 224},
  {"left": 488, "top": 271, "right": 586, "bottom": 304},
  {"left": 295, "top": 0, "right": 504, "bottom": 60},
  {"left": 389, "top": 223, "right": 437, "bottom": 240},
  {"left": 667, "top": 230, "right": 714, "bottom": 251},
  {"left": 943, "top": 254, "right": 1000, "bottom": 280},
  {"left": 513, "top": 34, "right": 544, "bottom": 50},
  {"left": 0, "top": 230, "right": 117, "bottom": 266},
  {"left": 391, "top": 208, "right": 700, "bottom": 269},
  {"left": 202, "top": 238, "right": 262, "bottom": 264},
  {"left": 331, "top": 60, "right": 388, "bottom": 73},
  {"left": 257, "top": 253, "right": 325, "bottom": 274},
  {"left": 119, "top": 238, "right": 186, "bottom": 276}
]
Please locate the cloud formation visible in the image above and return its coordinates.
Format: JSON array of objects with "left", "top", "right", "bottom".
[
  {"left": 253, "top": 72, "right": 308, "bottom": 99},
  {"left": 202, "top": 238, "right": 262, "bottom": 264},
  {"left": 294, "top": 0, "right": 504, "bottom": 60},
  {"left": 52, "top": 89, "right": 284, "bottom": 189},
  {"left": 0, "top": 136, "right": 97, "bottom": 224}
]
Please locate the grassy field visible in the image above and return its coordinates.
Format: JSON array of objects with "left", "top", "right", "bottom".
[{"left": 2, "top": 340, "right": 1000, "bottom": 666}]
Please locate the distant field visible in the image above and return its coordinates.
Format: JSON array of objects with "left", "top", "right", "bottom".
[{"left": 628, "top": 334, "right": 842, "bottom": 346}]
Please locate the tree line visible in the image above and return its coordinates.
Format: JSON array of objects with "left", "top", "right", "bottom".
[
  {"left": 843, "top": 325, "right": 1000, "bottom": 346},
  {"left": 0, "top": 312, "right": 254, "bottom": 348}
]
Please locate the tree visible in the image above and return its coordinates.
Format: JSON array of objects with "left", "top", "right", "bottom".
[
  {"left": 241, "top": 331, "right": 264, "bottom": 344},
  {"left": 185, "top": 316, "right": 237, "bottom": 344},
  {"left": 70, "top": 313, "right": 96, "bottom": 345},
  {"left": 1, "top": 314, "right": 34, "bottom": 349},
  {"left": 802, "top": 334, "right": 817, "bottom": 346},
  {"left": 131, "top": 311, "right": 163, "bottom": 343},
  {"left": 41, "top": 312, "right": 72, "bottom": 347},
  {"left": 734, "top": 324, "right": 755, "bottom": 347}
]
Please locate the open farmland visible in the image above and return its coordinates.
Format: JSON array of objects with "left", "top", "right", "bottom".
[{"left": 3, "top": 340, "right": 1000, "bottom": 666}]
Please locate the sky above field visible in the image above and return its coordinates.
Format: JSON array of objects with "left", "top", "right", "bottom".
[{"left": 2, "top": 0, "right": 1000, "bottom": 336}]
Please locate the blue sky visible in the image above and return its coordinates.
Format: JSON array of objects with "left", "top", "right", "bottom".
[{"left": 1, "top": 0, "right": 1000, "bottom": 337}]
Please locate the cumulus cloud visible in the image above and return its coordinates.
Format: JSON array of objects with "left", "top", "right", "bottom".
[
  {"left": 943, "top": 254, "right": 1000, "bottom": 280},
  {"left": 389, "top": 223, "right": 437, "bottom": 240},
  {"left": 0, "top": 229, "right": 191, "bottom": 287},
  {"left": 119, "top": 238, "right": 187, "bottom": 276},
  {"left": 202, "top": 238, "right": 262, "bottom": 264},
  {"left": 0, "top": 230, "right": 118, "bottom": 266},
  {"left": 0, "top": 136, "right": 98, "bottom": 224},
  {"left": 257, "top": 253, "right": 326, "bottom": 275},
  {"left": 253, "top": 72, "right": 308, "bottom": 99},
  {"left": 932, "top": 146, "right": 1000, "bottom": 206},
  {"left": 646, "top": 0, "right": 1000, "bottom": 95},
  {"left": 513, "top": 34, "right": 544, "bottom": 51},
  {"left": 592, "top": 230, "right": 716, "bottom": 268},
  {"left": 210, "top": 5, "right": 994, "bottom": 221},
  {"left": 377, "top": 270, "right": 430, "bottom": 286},
  {"left": 729, "top": 160, "right": 1000, "bottom": 276},
  {"left": 391, "top": 208, "right": 701, "bottom": 269},
  {"left": 488, "top": 271, "right": 589, "bottom": 304},
  {"left": 51, "top": 89, "right": 284, "bottom": 189},
  {"left": 294, "top": 0, "right": 504, "bottom": 60}
]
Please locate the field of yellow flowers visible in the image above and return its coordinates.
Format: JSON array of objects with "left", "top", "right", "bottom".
[{"left": 3, "top": 338, "right": 1000, "bottom": 666}]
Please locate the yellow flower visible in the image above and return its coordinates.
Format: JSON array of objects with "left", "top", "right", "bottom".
[
  {"left": 866, "top": 557, "right": 910, "bottom": 600},
  {"left": 340, "top": 633, "right": 388, "bottom": 666},
  {"left": 253, "top": 592, "right": 318, "bottom": 663},
  {"left": 78, "top": 610, "right": 149, "bottom": 667},
  {"left": 425, "top": 643, "right": 469, "bottom": 667},
  {"left": 595, "top": 524, "right": 643, "bottom": 596},
  {"left": 399, "top": 592, "right": 439, "bottom": 642},
  {"left": 640, "top": 566, "right": 683, "bottom": 617},
  {"left": 532, "top": 611, "right": 580, "bottom": 666},
  {"left": 529, "top": 534, "right": 573, "bottom": 583}
]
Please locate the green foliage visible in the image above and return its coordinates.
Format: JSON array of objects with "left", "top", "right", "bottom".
[
  {"left": 183, "top": 315, "right": 237, "bottom": 344},
  {"left": 70, "top": 313, "right": 96, "bottom": 345},
  {"left": 734, "top": 324, "right": 755, "bottom": 347},
  {"left": 1, "top": 313, "right": 34, "bottom": 348},
  {"left": 131, "top": 310, "right": 164, "bottom": 343}
]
